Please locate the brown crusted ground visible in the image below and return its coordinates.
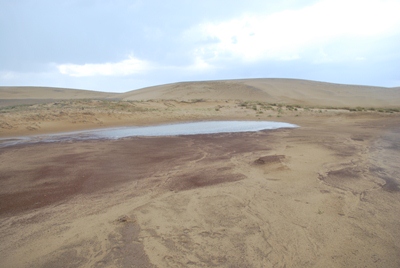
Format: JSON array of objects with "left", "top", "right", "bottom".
[{"left": 0, "top": 133, "right": 261, "bottom": 216}]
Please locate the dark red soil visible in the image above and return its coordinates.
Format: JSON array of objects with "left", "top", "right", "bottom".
[{"left": 0, "top": 131, "right": 273, "bottom": 216}]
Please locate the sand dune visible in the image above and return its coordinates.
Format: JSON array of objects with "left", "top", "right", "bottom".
[
  {"left": 120, "top": 78, "right": 400, "bottom": 108},
  {"left": 3, "top": 79, "right": 399, "bottom": 109},
  {"left": 0, "top": 86, "right": 117, "bottom": 100},
  {"left": 0, "top": 86, "right": 117, "bottom": 108},
  {"left": 1, "top": 79, "right": 400, "bottom": 267}
]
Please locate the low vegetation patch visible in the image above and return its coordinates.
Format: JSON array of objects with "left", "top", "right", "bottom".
[
  {"left": 1, "top": 99, "right": 399, "bottom": 119},
  {"left": 235, "top": 100, "right": 400, "bottom": 114}
]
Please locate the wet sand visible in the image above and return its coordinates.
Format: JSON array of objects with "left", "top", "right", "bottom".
[{"left": 1, "top": 113, "right": 400, "bottom": 267}]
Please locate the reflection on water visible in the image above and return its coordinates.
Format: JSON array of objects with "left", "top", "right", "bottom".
[{"left": 0, "top": 121, "right": 298, "bottom": 148}]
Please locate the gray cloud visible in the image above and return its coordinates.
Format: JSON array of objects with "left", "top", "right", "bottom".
[{"left": 1, "top": 0, "right": 399, "bottom": 92}]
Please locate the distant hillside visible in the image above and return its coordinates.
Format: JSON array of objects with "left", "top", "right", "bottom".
[
  {"left": 0, "top": 86, "right": 117, "bottom": 100},
  {"left": 120, "top": 78, "right": 400, "bottom": 108},
  {"left": 0, "top": 86, "right": 119, "bottom": 107},
  {"left": 1, "top": 79, "right": 399, "bottom": 108}
]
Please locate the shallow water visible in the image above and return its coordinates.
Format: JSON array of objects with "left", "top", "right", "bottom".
[{"left": 0, "top": 121, "right": 298, "bottom": 148}]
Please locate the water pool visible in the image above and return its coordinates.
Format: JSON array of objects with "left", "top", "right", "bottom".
[{"left": 0, "top": 121, "right": 298, "bottom": 148}]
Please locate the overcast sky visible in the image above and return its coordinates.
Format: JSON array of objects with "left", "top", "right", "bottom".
[{"left": 1, "top": 0, "right": 400, "bottom": 92}]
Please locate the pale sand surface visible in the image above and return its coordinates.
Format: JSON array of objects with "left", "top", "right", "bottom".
[
  {"left": 1, "top": 79, "right": 400, "bottom": 267},
  {"left": 119, "top": 79, "right": 400, "bottom": 108},
  {"left": 0, "top": 86, "right": 117, "bottom": 100}
]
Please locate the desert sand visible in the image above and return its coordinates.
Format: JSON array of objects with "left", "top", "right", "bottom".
[{"left": 0, "top": 79, "right": 400, "bottom": 267}]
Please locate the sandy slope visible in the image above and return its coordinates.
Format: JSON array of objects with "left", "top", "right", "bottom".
[
  {"left": 2, "top": 79, "right": 399, "bottom": 108},
  {"left": 120, "top": 79, "right": 400, "bottom": 108},
  {"left": 0, "top": 86, "right": 117, "bottom": 100},
  {"left": 0, "top": 79, "right": 400, "bottom": 267},
  {"left": 0, "top": 86, "right": 118, "bottom": 108}
]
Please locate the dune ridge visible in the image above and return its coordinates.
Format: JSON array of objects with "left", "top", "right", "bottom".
[
  {"left": 120, "top": 78, "right": 400, "bottom": 108},
  {"left": 2, "top": 78, "right": 400, "bottom": 108},
  {"left": 0, "top": 86, "right": 117, "bottom": 99}
]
